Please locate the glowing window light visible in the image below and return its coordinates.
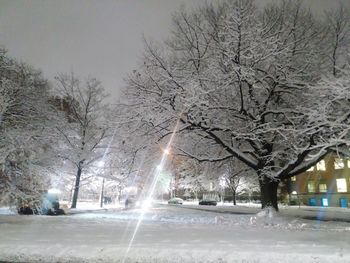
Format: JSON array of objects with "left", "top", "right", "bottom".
[
  {"left": 336, "top": 178, "right": 347, "bottom": 193},
  {"left": 319, "top": 183, "right": 327, "bottom": 193},
  {"left": 334, "top": 158, "right": 344, "bottom": 170},
  {"left": 321, "top": 198, "right": 329, "bottom": 207},
  {"left": 307, "top": 181, "right": 315, "bottom": 193},
  {"left": 316, "top": 160, "right": 326, "bottom": 171},
  {"left": 307, "top": 166, "right": 315, "bottom": 172}
]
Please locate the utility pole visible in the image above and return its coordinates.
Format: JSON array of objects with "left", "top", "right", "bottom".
[{"left": 100, "top": 177, "right": 105, "bottom": 208}]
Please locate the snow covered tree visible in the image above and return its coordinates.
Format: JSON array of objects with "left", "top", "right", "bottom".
[
  {"left": 222, "top": 158, "right": 254, "bottom": 205},
  {"left": 0, "top": 49, "right": 57, "bottom": 209},
  {"left": 121, "top": 0, "right": 350, "bottom": 211},
  {"left": 54, "top": 73, "right": 111, "bottom": 208},
  {"left": 177, "top": 158, "right": 218, "bottom": 200},
  {"left": 322, "top": 3, "right": 350, "bottom": 76}
]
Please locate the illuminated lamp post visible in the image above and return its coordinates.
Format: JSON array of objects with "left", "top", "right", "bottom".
[{"left": 98, "top": 161, "right": 105, "bottom": 208}]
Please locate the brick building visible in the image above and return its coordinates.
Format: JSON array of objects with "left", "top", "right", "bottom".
[{"left": 289, "top": 155, "right": 350, "bottom": 207}]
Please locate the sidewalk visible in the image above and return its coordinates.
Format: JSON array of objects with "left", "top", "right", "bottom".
[
  {"left": 280, "top": 205, "right": 350, "bottom": 222},
  {"left": 178, "top": 202, "right": 350, "bottom": 223}
]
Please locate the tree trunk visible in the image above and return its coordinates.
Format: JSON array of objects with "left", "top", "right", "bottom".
[
  {"left": 71, "top": 165, "right": 82, "bottom": 208},
  {"left": 232, "top": 190, "right": 236, "bottom": 206},
  {"left": 259, "top": 176, "right": 279, "bottom": 211}
]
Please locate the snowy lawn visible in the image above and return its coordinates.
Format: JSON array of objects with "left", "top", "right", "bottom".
[
  {"left": 0, "top": 204, "right": 349, "bottom": 263},
  {"left": 181, "top": 202, "right": 350, "bottom": 222}
]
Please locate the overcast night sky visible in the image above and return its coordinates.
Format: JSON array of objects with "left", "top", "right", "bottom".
[{"left": 0, "top": 0, "right": 349, "bottom": 99}]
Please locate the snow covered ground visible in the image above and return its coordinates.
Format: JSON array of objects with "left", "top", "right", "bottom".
[{"left": 0, "top": 204, "right": 350, "bottom": 263}]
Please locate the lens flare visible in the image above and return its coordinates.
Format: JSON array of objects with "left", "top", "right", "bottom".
[{"left": 122, "top": 117, "right": 181, "bottom": 262}]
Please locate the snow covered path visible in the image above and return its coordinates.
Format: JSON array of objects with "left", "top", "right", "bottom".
[{"left": 0, "top": 205, "right": 350, "bottom": 263}]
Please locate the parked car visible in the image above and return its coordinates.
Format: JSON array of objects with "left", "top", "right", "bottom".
[
  {"left": 168, "top": 198, "right": 184, "bottom": 205},
  {"left": 199, "top": 200, "right": 217, "bottom": 206}
]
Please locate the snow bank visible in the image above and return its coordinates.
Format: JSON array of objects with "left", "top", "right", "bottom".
[
  {"left": 0, "top": 248, "right": 343, "bottom": 263},
  {"left": 0, "top": 206, "right": 16, "bottom": 215}
]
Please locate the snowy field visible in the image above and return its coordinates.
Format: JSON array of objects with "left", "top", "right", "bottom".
[{"left": 0, "top": 204, "right": 350, "bottom": 263}]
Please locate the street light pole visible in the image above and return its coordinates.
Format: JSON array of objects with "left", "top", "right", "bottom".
[
  {"left": 100, "top": 177, "right": 105, "bottom": 208},
  {"left": 98, "top": 160, "right": 105, "bottom": 208}
]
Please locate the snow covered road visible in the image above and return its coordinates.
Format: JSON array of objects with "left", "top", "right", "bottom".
[{"left": 0, "top": 205, "right": 350, "bottom": 263}]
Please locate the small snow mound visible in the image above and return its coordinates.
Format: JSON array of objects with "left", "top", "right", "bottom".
[
  {"left": 256, "top": 207, "right": 276, "bottom": 218},
  {"left": 214, "top": 216, "right": 224, "bottom": 224},
  {"left": 250, "top": 216, "right": 257, "bottom": 225},
  {"left": 253, "top": 207, "right": 286, "bottom": 227},
  {"left": 251, "top": 208, "right": 312, "bottom": 230}
]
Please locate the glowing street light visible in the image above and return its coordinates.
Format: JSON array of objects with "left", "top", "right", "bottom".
[
  {"left": 97, "top": 160, "right": 105, "bottom": 208},
  {"left": 48, "top": 188, "right": 61, "bottom": 195}
]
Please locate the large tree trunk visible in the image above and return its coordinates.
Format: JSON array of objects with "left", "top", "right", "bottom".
[
  {"left": 71, "top": 165, "right": 82, "bottom": 209},
  {"left": 259, "top": 176, "right": 279, "bottom": 211},
  {"left": 232, "top": 190, "right": 237, "bottom": 205}
]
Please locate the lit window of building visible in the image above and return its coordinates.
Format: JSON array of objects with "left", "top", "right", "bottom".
[
  {"left": 307, "top": 166, "right": 315, "bottom": 172},
  {"left": 321, "top": 198, "right": 329, "bottom": 207},
  {"left": 334, "top": 158, "right": 344, "bottom": 169},
  {"left": 336, "top": 178, "right": 347, "bottom": 193},
  {"left": 319, "top": 183, "right": 327, "bottom": 193},
  {"left": 291, "top": 176, "right": 296, "bottom": 181},
  {"left": 316, "top": 160, "right": 326, "bottom": 171},
  {"left": 307, "top": 181, "right": 316, "bottom": 193}
]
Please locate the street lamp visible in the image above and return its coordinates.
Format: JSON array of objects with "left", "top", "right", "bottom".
[
  {"left": 219, "top": 176, "right": 226, "bottom": 204},
  {"left": 98, "top": 161, "right": 105, "bottom": 208},
  {"left": 100, "top": 177, "right": 105, "bottom": 208}
]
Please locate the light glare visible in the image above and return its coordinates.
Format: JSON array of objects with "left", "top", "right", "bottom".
[{"left": 48, "top": 188, "right": 61, "bottom": 194}]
